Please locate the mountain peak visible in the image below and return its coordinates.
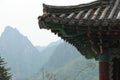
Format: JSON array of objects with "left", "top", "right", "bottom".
[
  {"left": 0, "top": 26, "right": 30, "bottom": 48},
  {"left": 4, "top": 26, "right": 19, "bottom": 34},
  {"left": 0, "top": 26, "right": 25, "bottom": 41},
  {"left": 0, "top": 26, "right": 43, "bottom": 80},
  {"left": 5, "top": 26, "right": 14, "bottom": 30}
]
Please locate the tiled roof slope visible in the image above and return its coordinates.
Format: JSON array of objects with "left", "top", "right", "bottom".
[
  {"left": 38, "top": 0, "right": 120, "bottom": 60},
  {"left": 39, "top": 0, "right": 120, "bottom": 28}
]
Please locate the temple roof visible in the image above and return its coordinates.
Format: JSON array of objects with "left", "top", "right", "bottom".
[
  {"left": 38, "top": 0, "right": 120, "bottom": 60},
  {"left": 39, "top": 0, "right": 120, "bottom": 28}
]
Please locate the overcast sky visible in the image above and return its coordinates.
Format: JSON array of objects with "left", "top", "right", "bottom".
[{"left": 0, "top": 0, "right": 95, "bottom": 46}]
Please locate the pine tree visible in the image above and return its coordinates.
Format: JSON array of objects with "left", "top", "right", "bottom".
[{"left": 0, "top": 56, "right": 11, "bottom": 80}]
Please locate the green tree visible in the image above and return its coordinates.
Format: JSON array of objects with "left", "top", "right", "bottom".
[{"left": 0, "top": 56, "right": 11, "bottom": 80}]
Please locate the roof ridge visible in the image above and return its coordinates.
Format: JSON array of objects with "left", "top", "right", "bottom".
[{"left": 43, "top": 1, "right": 106, "bottom": 14}]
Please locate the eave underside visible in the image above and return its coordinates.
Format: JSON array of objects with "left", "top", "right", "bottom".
[
  {"left": 43, "top": 22, "right": 120, "bottom": 60},
  {"left": 38, "top": 0, "right": 120, "bottom": 60}
]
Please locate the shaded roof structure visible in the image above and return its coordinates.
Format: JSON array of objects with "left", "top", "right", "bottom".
[
  {"left": 39, "top": 0, "right": 120, "bottom": 60},
  {"left": 38, "top": 0, "right": 120, "bottom": 80},
  {"left": 39, "top": 0, "right": 120, "bottom": 28}
]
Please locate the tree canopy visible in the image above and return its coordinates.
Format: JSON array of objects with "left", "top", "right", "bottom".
[{"left": 0, "top": 56, "right": 11, "bottom": 80}]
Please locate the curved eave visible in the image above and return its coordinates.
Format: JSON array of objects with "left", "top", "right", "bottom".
[
  {"left": 39, "top": 0, "right": 120, "bottom": 29},
  {"left": 43, "top": 1, "right": 107, "bottom": 14},
  {"left": 38, "top": 0, "right": 120, "bottom": 61},
  {"left": 38, "top": 15, "right": 120, "bottom": 30}
]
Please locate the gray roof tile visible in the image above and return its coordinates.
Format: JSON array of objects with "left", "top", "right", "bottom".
[{"left": 39, "top": 0, "right": 120, "bottom": 27}]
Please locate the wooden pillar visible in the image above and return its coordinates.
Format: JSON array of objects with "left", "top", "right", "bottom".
[
  {"left": 112, "top": 58, "right": 120, "bottom": 80},
  {"left": 99, "top": 61, "right": 109, "bottom": 80}
]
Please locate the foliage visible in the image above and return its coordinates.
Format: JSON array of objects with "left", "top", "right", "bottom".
[
  {"left": 0, "top": 56, "right": 11, "bottom": 80},
  {"left": 41, "top": 68, "right": 57, "bottom": 80}
]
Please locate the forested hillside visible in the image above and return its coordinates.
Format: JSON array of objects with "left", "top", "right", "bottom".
[{"left": 29, "top": 42, "right": 99, "bottom": 80}]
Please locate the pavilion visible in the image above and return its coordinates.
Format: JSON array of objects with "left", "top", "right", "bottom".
[{"left": 38, "top": 0, "right": 120, "bottom": 80}]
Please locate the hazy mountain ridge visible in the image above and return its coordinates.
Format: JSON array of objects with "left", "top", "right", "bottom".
[
  {"left": 0, "top": 26, "right": 40, "bottom": 80},
  {"left": 42, "top": 42, "right": 80, "bottom": 71},
  {"left": 30, "top": 41, "right": 99, "bottom": 80},
  {"left": 54, "top": 56, "right": 99, "bottom": 80},
  {"left": 0, "top": 26, "right": 99, "bottom": 80},
  {"left": 0, "top": 26, "right": 58, "bottom": 80},
  {"left": 35, "top": 40, "right": 63, "bottom": 68}
]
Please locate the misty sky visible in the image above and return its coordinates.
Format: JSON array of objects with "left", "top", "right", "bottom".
[{"left": 0, "top": 0, "right": 95, "bottom": 46}]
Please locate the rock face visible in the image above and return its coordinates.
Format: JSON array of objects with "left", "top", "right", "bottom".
[
  {"left": 35, "top": 40, "right": 63, "bottom": 69},
  {"left": 43, "top": 42, "right": 80, "bottom": 70},
  {"left": 0, "top": 26, "right": 43, "bottom": 80},
  {"left": 29, "top": 42, "right": 99, "bottom": 80},
  {"left": 0, "top": 26, "right": 99, "bottom": 80}
]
